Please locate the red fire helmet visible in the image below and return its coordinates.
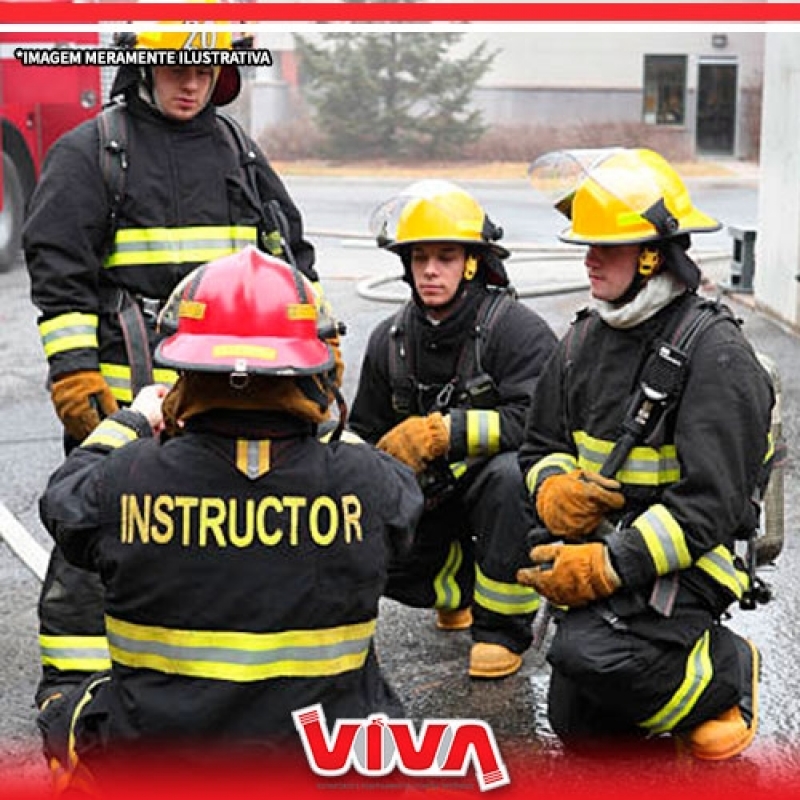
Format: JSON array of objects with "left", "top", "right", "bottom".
[{"left": 156, "top": 246, "right": 334, "bottom": 376}]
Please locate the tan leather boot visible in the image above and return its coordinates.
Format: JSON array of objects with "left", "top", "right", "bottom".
[
  {"left": 435, "top": 607, "right": 473, "bottom": 631},
  {"left": 469, "top": 642, "right": 522, "bottom": 679}
]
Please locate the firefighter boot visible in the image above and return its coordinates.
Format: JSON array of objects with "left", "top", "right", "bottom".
[
  {"left": 435, "top": 607, "right": 473, "bottom": 631},
  {"left": 684, "top": 637, "right": 759, "bottom": 761},
  {"left": 469, "top": 643, "right": 522, "bottom": 679}
]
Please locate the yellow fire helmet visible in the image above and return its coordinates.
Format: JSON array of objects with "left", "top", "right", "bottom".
[
  {"left": 370, "top": 179, "right": 510, "bottom": 259},
  {"left": 126, "top": 27, "right": 245, "bottom": 106},
  {"left": 529, "top": 147, "right": 721, "bottom": 245}
]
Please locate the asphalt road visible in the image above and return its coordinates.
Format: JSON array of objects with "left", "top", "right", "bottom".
[{"left": 0, "top": 173, "right": 798, "bottom": 791}]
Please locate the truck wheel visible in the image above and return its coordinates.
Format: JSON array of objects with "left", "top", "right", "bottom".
[{"left": 0, "top": 152, "right": 25, "bottom": 271}]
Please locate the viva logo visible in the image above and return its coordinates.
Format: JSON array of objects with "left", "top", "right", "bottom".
[{"left": 293, "top": 704, "right": 510, "bottom": 792}]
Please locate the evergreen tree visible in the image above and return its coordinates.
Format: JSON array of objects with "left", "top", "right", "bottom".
[{"left": 293, "top": 33, "right": 496, "bottom": 160}]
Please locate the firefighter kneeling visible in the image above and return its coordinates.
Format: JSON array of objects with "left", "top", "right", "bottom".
[
  {"left": 36, "top": 246, "right": 423, "bottom": 795},
  {"left": 519, "top": 148, "right": 774, "bottom": 760}
]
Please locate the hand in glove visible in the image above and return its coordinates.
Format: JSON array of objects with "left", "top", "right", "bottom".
[
  {"left": 536, "top": 469, "right": 625, "bottom": 538},
  {"left": 516, "top": 542, "right": 621, "bottom": 607},
  {"left": 376, "top": 412, "right": 450, "bottom": 474},
  {"left": 51, "top": 370, "right": 119, "bottom": 442}
]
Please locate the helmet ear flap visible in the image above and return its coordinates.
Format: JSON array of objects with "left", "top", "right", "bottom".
[
  {"left": 463, "top": 255, "right": 479, "bottom": 281},
  {"left": 638, "top": 246, "right": 663, "bottom": 278}
]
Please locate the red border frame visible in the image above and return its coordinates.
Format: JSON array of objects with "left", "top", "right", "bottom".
[{"left": 2, "top": 3, "right": 800, "bottom": 24}]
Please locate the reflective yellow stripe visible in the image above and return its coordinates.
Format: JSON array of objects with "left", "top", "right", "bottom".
[
  {"left": 433, "top": 541, "right": 464, "bottom": 611},
  {"left": 525, "top": 452, "right": 578, "bottom": 495},
  {"left": 105, "top": 615, "right": 376, "bottom": 682},
  {"left": 449, "top": 460, "right": 468, "bottom": 479},
  {"left": 695, "top": 545, "right": 748, "bottom": 599},
  {"left": 632, "top": 504, "right": 692, "bottom": 575},
  {"left": 101, "top": 363, "right": 178, "bottom": 404},
  {"left": 639, "top": 630, "right": 713, "bottom": 734},
  {"left": 573, "top": 431, "right": 680, "bottom": 485},
  {"left": 68, "top": 674, "right": 111, "bottom": 770},
  {"left": 474, "top": 564, "right": 540, "bottom": 615},
  {"left": 39, "top": 312, "right": 99, "bottom": 357},
  {"left": 465, "top": 409, "right": 501, "bottom": 458},
  {"left": 235, "top": 439, "right": 271, "bottom": 479},
  {"left": 105, "top": 225, "right": 257, "bottom": 268},
  {"left": 40, "top": 634, "right": 111, "bottom": 672},
  {"left": 764, "top": 431, "right": 775, "bottom": 463},
  {"left": 82, "top": 419, "right": 139, "bottom": 450}
]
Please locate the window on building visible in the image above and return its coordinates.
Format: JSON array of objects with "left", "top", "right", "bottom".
[{"left": 643, "top": 55, "right": 687, "bottom": 125}]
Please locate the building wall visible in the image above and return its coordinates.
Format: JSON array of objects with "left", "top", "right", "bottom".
[
  {"left": 756, "top": 32, "right": 800, "bottom": 329},
  {"left": 248, "top": 31, "right": 765, "bottom": 159}
]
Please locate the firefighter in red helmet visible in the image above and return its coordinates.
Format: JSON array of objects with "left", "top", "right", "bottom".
[{"left": 37, "top": 247, "right": 422, "bottom": 794}]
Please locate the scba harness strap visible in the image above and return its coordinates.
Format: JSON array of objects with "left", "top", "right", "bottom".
[
  {"left": 95, "top": 102, "right": 292, "bottom": 398},
  {"left": 564, "top": 296, "right": 770, "bottom": 616},
  {"left": 388, "top": 288, "right": 515, "bottom": 418}
]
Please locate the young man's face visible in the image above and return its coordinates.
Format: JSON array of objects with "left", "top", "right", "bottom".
[
  {"left": 152, "top": 65, "right": 216, "bottom": 121},
  {"left": 410, "top": 243, "right": 467, "bottom": 315},
  {"left": 584, "top": 243, "right": 641, "bottom": 302}
]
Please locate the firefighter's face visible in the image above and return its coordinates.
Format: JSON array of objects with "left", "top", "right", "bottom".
[
  {"left": 585, "top": 243, "right": 640, "bottom": 302},
  {"left": 152, "top": 65, "right": 216, "bottom": 121},
  {"left": 410, "top": 244, "right": 466, "bottom": 315}
]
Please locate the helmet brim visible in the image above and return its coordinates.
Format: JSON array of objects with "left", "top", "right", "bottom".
[
  {"left": 384, "top": 237, "right": 510, "bottom": 260},
  {"left": 156, "top": 333, "right": 333, "bottom": 376},
  {"left": 558, "top": 209, "right": 721, "bottom": 246}
]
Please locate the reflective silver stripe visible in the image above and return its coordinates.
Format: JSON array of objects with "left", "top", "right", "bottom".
[
  {"left": 40, "top": 634, "right": 111, "bottom": 672},
  {"left": 82, "top": 419, "right": 138, "bottom": 450},
  {"left": 39, "top": 313, "right": 99, "bottom": 357},
  {"left": 525, "top": 452, "right": 578, "bottom": 495},
  {"left": 433, "top": 541, "right": 464, "bottom": 611},
  {"left": 639, "top": 630, "right": 713, "bottom": 734},
  {"left": 465, "top": 409, "right": 501, "bottom": 458},
  {"left": 100, "top": 363, "right": 178, "bottom": 403},
  {"left": 574, "top": 431, "right": 680, "bottom": 485},
  {"left": 695, "top": 546, "right": 747, "bottom": 599},
  {"left": 106, "top": 615, "right": 376, "bottom": 682},
  {"left": 105, "top": 226, "right": 257, "bottom": 268},
  {"left": 632, "top": 504, "right": 692, "bottom": 575},
  {"left": 474, "top": 565, "right": 540, "bottom": 616}
]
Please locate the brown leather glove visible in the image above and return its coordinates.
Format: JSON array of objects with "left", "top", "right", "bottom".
[
  {"left": 516, "top": 542, "right": 621, "bottom": 607},
  {"left": 376, "top": 412, "right": 450, "bottom": 474},
  {"left": 536, "top": 469, "right": 625, "bottom": 538},
  {"left": 51, "top": 370, "right": 119, "bottom": 442}
]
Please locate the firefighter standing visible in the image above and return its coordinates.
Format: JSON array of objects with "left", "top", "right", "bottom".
[
  {"left": 36, "top": 247, "right": 423, "bottom": 791},
  {"left": 350, "top": 181, "right": 558, "bottom": 679},
  {"left": 518, "top": 148, "right": 774, "bottom": 758},
  {"left": 23, "top": 28, "right": 325, "bottom": 710}
]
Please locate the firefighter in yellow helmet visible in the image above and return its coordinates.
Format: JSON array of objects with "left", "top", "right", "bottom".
[
  {"left": 518, "top": 148, "right": 774, "bottom": 759},
  {"left": 36, "top": 247, "right": 422, "bottom": 795},
  {"left": 350, "top": 180, "right": 558, "bottom": 679},
  {"left": 23, "top": 17, "right": 323, "bottom": 712}
]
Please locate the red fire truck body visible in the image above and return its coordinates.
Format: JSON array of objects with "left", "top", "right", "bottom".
[{"left": 0, "top": 27, "right": 102, "bottom": 268}]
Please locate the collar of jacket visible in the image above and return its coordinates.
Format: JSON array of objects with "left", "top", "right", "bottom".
[
  {"left": 410, "top": 284, "right": 486, "bottom": 347},
  {"left": 124, "top": 90, "right": 218, "bottom": 133}
]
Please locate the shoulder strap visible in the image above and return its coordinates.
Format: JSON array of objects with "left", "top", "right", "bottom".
[
  {"left": 388, "top": 302, "right": 415, "bottom": 416},
  {"left": 470, "top": 287, "right": 515, "bottom": 375},
  {"left": 97, "top": 102, "right": 129, "bottom": 254},
  {"left": 215, "top": 110, "right": 290, "bottom": 263}
]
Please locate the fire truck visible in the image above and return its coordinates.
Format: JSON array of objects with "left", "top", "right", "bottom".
[{"left": 0, "top": 25, "right": 103, "bottom": 270}]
